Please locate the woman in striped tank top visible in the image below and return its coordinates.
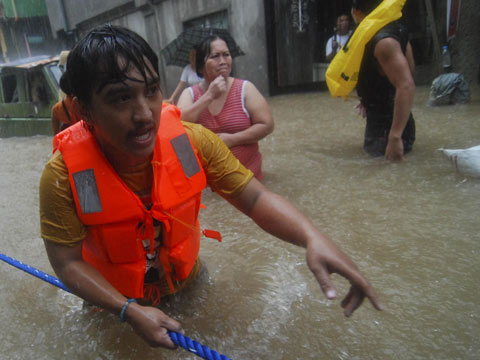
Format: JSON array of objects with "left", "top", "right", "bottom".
[{"left": 177, "top": 35, "right": 274, "bottom": 180}]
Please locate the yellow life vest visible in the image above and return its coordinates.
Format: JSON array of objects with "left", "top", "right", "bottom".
[{"left": 325, "top": 0, "right": 407, "bottom": 98}]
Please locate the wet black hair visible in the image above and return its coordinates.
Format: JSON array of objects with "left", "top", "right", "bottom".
[
  {"left": 351, "top": 0, "right": 382, "bottom": 14},
  {"left": 60, "top": 24, "right": 159, "bottom": 106},
  {"left": 194, "top": 35, "right": 230, "bottom": 78}
]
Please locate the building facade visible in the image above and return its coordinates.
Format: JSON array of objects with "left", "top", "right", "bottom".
[
  {"left": 44, "top": 0, "right": 479, "bottom": 97},
  {"left": 45, "top": 0, "right": 269, "bottom": 96},
  {"left": 0, "top": 0, "right": 56, "bottom": 63}
]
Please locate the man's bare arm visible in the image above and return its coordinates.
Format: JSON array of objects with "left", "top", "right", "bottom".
[{"left": 375, "top": 38, "right": 415, "bottom": 161}]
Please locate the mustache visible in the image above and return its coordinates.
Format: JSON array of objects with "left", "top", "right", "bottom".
[{"left": 128, "top": 122, "right": 155, "bottom": 135}]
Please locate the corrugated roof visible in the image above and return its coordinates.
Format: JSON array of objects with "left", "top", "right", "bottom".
[{"left": 0, "top": 55, "right": 58, "bottom": 70}]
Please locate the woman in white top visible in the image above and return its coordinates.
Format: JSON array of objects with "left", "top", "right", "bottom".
[{"left": 165, "top": 49, "right": 203, "bottom": 104}]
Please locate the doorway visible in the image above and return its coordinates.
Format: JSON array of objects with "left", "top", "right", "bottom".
[{"left": 264, "top": 0, "right": 352, "bottom": 95}]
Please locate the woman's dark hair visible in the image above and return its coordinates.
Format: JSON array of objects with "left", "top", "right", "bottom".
[
  {"left": 194, "top": 35, "right": 230, "bottom": 78},
  {"left": 60, "top": 24, "right": 159, "bottom": 106},
  {"left": 351, "top": 0, "right": 382, "bottom": 14}
]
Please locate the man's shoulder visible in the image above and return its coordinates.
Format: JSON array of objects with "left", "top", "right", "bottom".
[
  {"left": 181, "top": 121, "right": 216, "bottom": 150},
  {"left": 181, "top": 121, "right": 202, "bottom": 137},
  {"left": 42, "top": 151, "right": 68, "bottom": 183},
  {"left": 373, "top": 20, "right": 407, "bottom": 44},
  {"left": 40, "top": 151, "right": 70, "bottom": 201}
]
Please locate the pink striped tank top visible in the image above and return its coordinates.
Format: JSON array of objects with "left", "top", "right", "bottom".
[{"left": 190, "top": 78, "right": 263, "bottom": 179}]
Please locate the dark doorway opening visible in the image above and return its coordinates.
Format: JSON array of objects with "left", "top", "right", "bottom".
[{"left": 264, "top": 0, "right": 432, "bottom": 95}]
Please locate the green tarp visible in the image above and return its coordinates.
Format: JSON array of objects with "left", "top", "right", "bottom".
[{"left": 2, "top": 0, "right": 48, "bottom": 18}]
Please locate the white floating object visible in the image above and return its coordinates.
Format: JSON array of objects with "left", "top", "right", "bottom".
[{"left": 439, "top": 145, "right": 480, "bottom": 178}]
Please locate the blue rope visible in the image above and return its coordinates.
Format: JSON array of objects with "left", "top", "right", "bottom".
[
  {"left": 168, "top": 331, "right": 231, "bottom": 360},
  {"left": 0, "top": 253, "right": 232, "bottom": 360},
  {"left": 0, "top": 253, "right": 71, "bottom": 292}
]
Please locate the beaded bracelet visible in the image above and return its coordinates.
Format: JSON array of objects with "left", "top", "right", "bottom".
[{"left": 119, "top": 298, "right": 137, "bottom": 323}]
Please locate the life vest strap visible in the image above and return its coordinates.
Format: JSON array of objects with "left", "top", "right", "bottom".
[{"left": 158, "top": 247, "right": 176, "bottom": 293}]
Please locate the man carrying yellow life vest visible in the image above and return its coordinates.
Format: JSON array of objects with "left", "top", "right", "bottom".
[
  {"left": 352, "top": 0, "right": 416, "bottom": 161},
  {"left": 39, "top": 24, "right": 382, "bottom": 350}
]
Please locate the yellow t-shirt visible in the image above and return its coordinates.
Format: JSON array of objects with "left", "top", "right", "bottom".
[{"left": 39, "top": 122, "right": 254, "bottom": 246}]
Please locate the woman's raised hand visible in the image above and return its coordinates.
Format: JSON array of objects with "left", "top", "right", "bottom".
[{"left": 207, "top": 75, "right": 227, "bottom": 99}]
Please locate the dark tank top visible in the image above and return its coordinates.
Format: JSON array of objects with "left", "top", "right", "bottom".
[{"left": 357, "top": 20, "right": 409, "bottom": 113}]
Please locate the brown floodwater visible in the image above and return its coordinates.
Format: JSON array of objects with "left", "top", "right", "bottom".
[{"left": 1, "top": 85, "right": 479, "bottom": 359}]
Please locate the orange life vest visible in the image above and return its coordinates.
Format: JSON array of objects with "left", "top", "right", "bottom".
[{"left": 53, "top": 104, "right": 207, "bottom": 298}]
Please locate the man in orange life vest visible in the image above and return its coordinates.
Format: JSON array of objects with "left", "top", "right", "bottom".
[{"left": 39, "top": 25, "right": 382, "bottom": 350}]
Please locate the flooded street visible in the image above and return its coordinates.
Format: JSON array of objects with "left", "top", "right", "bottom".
[{"left": 1, "top": 85, "right": 479, "bottom": 359}]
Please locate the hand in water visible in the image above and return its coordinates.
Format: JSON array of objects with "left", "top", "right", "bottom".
[
  {"left": 126, "top": 303, "right": 183, "bottom": 349},
  {"left": 385, "top": 137, "right": 404, "bottom": 162},
  {"left": 305, "top": 234, "right": 383, "bottom": 317}
]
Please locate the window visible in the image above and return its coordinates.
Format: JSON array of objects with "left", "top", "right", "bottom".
[
  {"left": 47, "top": 64, "right": 62, "bottom": 88},
  {"left": 28, "top": 70, "right": 52, "bottom": 105},
  {"left": 183, "top": 10, "right": 229, "bottom": 30},
  {"left": 1, "top": 74, "right": 19, "bottom": 103}
]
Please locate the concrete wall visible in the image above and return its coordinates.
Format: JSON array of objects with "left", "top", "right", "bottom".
[
  {"left": 41, "top": 0, "right": 480, "bottom": 96},
  {"left": 44, "top": 0, "right": 269, "bottom": 96},
  {"left": 46, "top": 0, "right": 135, "bottom": 33},
  {"left": 153, "top": 0, "right": 268, "bottom": 96}
]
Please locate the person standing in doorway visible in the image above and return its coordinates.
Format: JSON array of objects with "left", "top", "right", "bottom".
[{"left": 325, "top": 14, "right": 352, "bottom": 62}]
